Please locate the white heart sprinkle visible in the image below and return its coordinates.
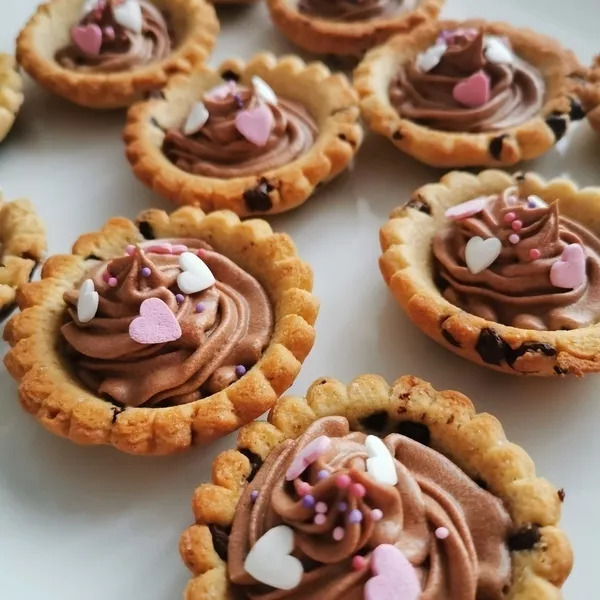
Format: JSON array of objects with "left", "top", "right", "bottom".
[
  {"left": 244, "top": 526, "right": 303, "bottom": 590},
  {"left": 81, "top": 0, "right": 100, "bottom": 16},
  {"left": 252, "top": 75, "right": 278, "bottom": 105},
  {"left": 484, "top": 36, "right": 513, "bottom": 65},
  {"left": 366, "top": 435, "right": 398, "bottom": 486},
  {"left": 177, "top": 252, "right": 215, "bottom": 294},
  {"left": 527, "top": 195, "right": 547, "bottom": 208},
  {"left": 465, "top": 236, "right": 502, "bottom": 274},
  {"left": 183, "top": 102, "right": 209, "bottom": 136},
  {"left": 112, "top": 0, "right": 142, "bottom": 34},
  {"left": 77, "top": 278, "right": 99, "bottom": 323},
  {"left": 416, "top": 42, "right": 447, "bottom": 72}
]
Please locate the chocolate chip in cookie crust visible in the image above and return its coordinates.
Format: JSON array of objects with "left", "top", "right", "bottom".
[
  {"left": 392, "top": 130, "right": 403, "bottom": 141},
  {"left": 558, "top": 488, "right": 566, "bottom": 502},
  {"left": 138, "top": 221, "right": 155, "bottom": 240},
  {"left": 243, "top": 179, "right": 273, "bottom": 213},
  {"left": 506, "top": 342, "right": 557, "bottom": 367},
  {"left": 475, "top": 328, "right": 510, "bottom": 365},
  {"left": 143, "top": 89, "right": 165, "bottom": 100},
  {"left": 569, "top": 97, "right": 586, "bottom": 121},
  {"left": 508, "top": 525, "right": 542, "bottom": 551},
  {"left": 395, "top": 421, "right": 430, "bottom": 446},
  {"left": 406, "top": 195, "right": 431, "bottom": 215},
  {"left": 554, "top": 366, "right": 569, "bottom": 375},
  {"left": 208, "top": 524, "right": 230, "bottom": 561},
  {"left": 489, "top": 134, "right": 508, "bottom": 160},
  {"left": 221, "top": 69, "right": 240, "bottom": 82},
  {"left": 546, "top": 113, "right": 568, "bottom": 141},
  {"left": 440, "top": 318, "right": 461, "bottom": 348},
  {"left": 239, "top": 448, "right": 264, "bottom": 482},
  {"left": 359, "top": 411, "right": 389, "bottom": 433}
]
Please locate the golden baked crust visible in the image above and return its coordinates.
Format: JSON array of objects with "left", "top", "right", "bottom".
[
  {"left": 16, "top": 0, "right": 219, "bottom": 109},
  {"left": 0, "top": 55, "right": 24, "bottom": 142},
  {"left": 3, "top": 207, "right": 319, "bottom": 455},
  {"left": 180, "top": 374, "right": 573, "bottom": 599},
  {"left": 124, "top": 52, "right": 363, "bottom": 216},
  {"left": 578, "top": 55, "right": 600, "bottom": 132},
  {"left": 380, "top": 168, "right": 600, "bottom": 376},
  {"left": 266, "top": 0, "right": 443, "bottom": 57},
  {"left": 0, "top": 193, "right": 46, "bottom": 322},
  {"left": 354, "top": 19, "right": 584, "bottom": 168}
]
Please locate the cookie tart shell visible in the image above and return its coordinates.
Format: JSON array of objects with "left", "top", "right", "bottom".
[
  {"left": 266, "top": 0, "right": 443, "bottom": 57},
  {"left": 180, "top": 373, "right": 572, "bottom": 599},
  {"left": 577, "top": 55, "right": 600, "bottom": 133},
  {"left": 354, "top": 19, "right": 584, "bottom": 168},
  {"left": 0, "top": 54, "right": 24, "bottom": 142},
  {"left": 0, "top": 193, "right": 46, "bottom": 322},
  {"left": 124, "top": 52, "right": 363, "bottom": 217},
  {"left": 3, "top": 207, "right": 319, "bottom": 455},
  {"left": 381, "top": 168, "right": 600, "bottom": 376},
  {"left": 16, "top": 0, "right": 219, "bottom": 109}
]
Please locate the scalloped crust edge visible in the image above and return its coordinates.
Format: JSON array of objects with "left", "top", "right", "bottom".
[
  {"left": 380, "top": 168, "right": 600, "bottom": 376},
  {"left": 180, "top": 373, "right": 572, "bottom": 599},
  {"left": 354, "top": 19, "right": 584, "bottom": 168},
  {"left": 266, "top": 0, "right": 444, "bottom": 57},
  {"left": 124, "top": 52, "right": 363, "bottom": 216},
  {"left": 0, "top": 54, "right": 24, "bottom": 142},
  {"left": 3, "top": 206, "right": 319, "bottom": 455},
  {"left": 16, "top": 0, "right": 219, "bottom": 109}
]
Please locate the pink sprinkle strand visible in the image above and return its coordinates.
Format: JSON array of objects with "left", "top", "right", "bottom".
[
  {"left": 435, "top": 527, "right": 450, "bottom": 540},
  {"left": 332, "top": 527, "right": 345, "bottom": 541}
]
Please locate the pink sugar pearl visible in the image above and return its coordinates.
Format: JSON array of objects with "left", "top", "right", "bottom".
[
  {"left": 435, "top": 527, "right": 450, "bottom": 540},
  {"left": 371, "top": 509, "right": 383, "bottom": 521},
  {"left": 332, "top": 527, "right": 345, "bottom": 541},
  {"left": 315, "top": 502, "right": 328, "bottom": 514},
  {"left": 108, "top": 277, "right": 118, "bottom": 287},
  {"left": 314, "top": 514, "right": 327, "bottom": 526},
  {"left": 504, "top": 212, "right": 516, "bottom": 223},
  {"left": 349, "top": 483, "right": 366, "bottom": 498},
  {"left": 511, "top": 220, "right": 523, "bottom": 231},
  {"left": 352, "top": 556, "right": 367, "bottom": 571},
  {"left": 296, "top": 482, "right": 311, "bottom": 496},
  {"left": 508, "top": 234, "right": 520, "bottom": 244},
  {"left": 529, "top": 249, "right": 541, "bottom": 260},
  {"left": 335, "top": 474, "right": 351, "bottom": 489}
]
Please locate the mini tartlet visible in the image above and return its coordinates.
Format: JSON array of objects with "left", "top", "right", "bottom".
[
  {"left": 124, "top": 52, "right": 363, "bottom": 216},
  {"left": 3, "top": 207, "right": 318, "bottom": 455},
  {"left": 355, "top": 20, "right": 585, "bottom": 167},
  {"left": 16, "top": 0, "right": 219, "bottom": 109},
  {"left": 180, "top": 373, "right": 572, "bottom": 599},
  {"left": 578, "top": 54, "right": 600, "bottom": 133},
  {"left": 0, "top": 193, "right": 46, "bottom": 321},
  {"left": 380, "top": 169, "right": 600, "bottom": 376},
  {"left": 266, "top": 0, "right": 443, "bottom": 58},
  {"left": 0, "top": 55, "right": 24, "bottom": 142}
]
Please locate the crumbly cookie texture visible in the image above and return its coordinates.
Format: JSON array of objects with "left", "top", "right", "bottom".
[
  {"left": 0, "top": 193, "right": 45, "bottom": 322},
  {"left": 266, "top": 0, "right": 443, "bottom": 57},
  {"left": 16, "top": 0, "right": 219, "bottom": 109},
  {"left": 0, "top": 55, "right": 24, "bottom": 143},
  {"left": 354, "top": 19, "right": 584, "bottom": 167},
  {"left": 124, "top": 52, "right": 363, "bottom": 217},
  {"left": 577, "top": 55, "right": 600, "bottom": 132},
  {"left": 3, "top": 207, "right": 319, "bottom": 455},
  {"left": 380, "top": 168, "right": 600, "bottom": 376},
  {"left": 180, "top": 374, "right": 572, "bottom": 599}
]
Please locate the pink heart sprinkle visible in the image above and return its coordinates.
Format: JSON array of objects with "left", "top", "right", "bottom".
[
  {"left": 71, "top": 24, "right": 103, "bottom": 56},
  {"left": 129, "top": 298, "right": 182, "bottom": 345},
  {"left": 453, "top": 70, "right": 491, "bottom": 108},
  {"left": 445, "top": 197, "right": 486, "bottom": 220},
  {"left": 550, "top": 243, "right": 586, "bottom": 289},
  {"left": 145, "top": 243, "right": 188, "bottom": 255},
  {"left": 285, "top": 436, "right": 331, "bottom": 481},
  {"left": 235, "top": 104, "right": 274, "bottom": 147},
  {"left": 365, "top": 544, "right": 421, "bottom": 600}
]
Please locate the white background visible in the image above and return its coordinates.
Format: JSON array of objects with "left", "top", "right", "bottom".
[{"left": 0, "top": 0, "right": 598, "bottom": 597}]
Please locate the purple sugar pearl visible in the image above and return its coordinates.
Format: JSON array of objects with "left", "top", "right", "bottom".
[
  {"left": 235, "top": 365, "right": 247, "bottom": 377},
  {"left": 316, "top": 469, "right": 330, "bottom": 481},
  {"left": 141, "top": 267, "right": 151, "bottom": 277},
  {"left": 337, "top": 502, "right": 348, "bottom": 512},
  {"left": 250, "top": 491, "right": 259, "bottom": 502},
  {"left": 301, "top": 495, "right": 316, "bottom": 509},
  {"left": 348, "top": 509, "right": 363, "bottom": 524},
  {"left": 195, "top": 303, "right": 205, "bottom": 313},
  {"left": 175, "top": 294, "right": 184, "bottom": 303}
]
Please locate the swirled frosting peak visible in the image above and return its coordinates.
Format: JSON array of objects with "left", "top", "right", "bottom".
[
  {"left": 61, "top": 240, "right": 273, "bottom": 407},
  {"left": 434, "top": 188, "right": 600, "bottom": 330},
  {"left": 162, "top": 78, "right": 317, "bottom": 178},
  {"left": 56, "top": 0, "right": 172, "bottom": 73},
  {"left": 389, "top": 29, "right": 545, "bottom": 132},
  {"left": 228, "top": 416, "right": 512, "bottom": 599}
]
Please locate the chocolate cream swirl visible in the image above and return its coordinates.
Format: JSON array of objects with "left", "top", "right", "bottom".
[
  {"left": 61, "top": 241, "right": 273, "bottom": 408},
  {"left": 228, "top": 417, "right": 512, "bottom": 599},
  {"left": 297, "top": 0, "right": 402, "bottom": 22},
  {"left": 56, "top": 0, "right": 171, "bottom": 73},
  {"left": 162, "top": 84, "right": 317, "bottom": 179},
  {"left": 434, "top": 188, "right": 600, "bottom": 330},
  {"left": 389, "top": 31, "right": 545, "bottom": 132}
]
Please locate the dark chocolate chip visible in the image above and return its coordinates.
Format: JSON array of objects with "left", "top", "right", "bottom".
[
  {"left": 442, "top": 328, "right": 461, "bottom": 348},
  {"left": 554, "top": 366, "right": 568, "bottom": 375},
  {"left": 239, "top": 448, "right": 263, "bottom": 482},
  {"left": 337, "top": 133, "right": 356, "bottom": 148},
  {"left": 111, "top": 406, "right": 125, "bottom": 424},
  {"left": 545, "top": 114, "right": 568, "bottom": 141},
  {"left": 208, "top": 524, "right": 230, "bottom": 561},
  {"left": 221, "top": 69, "right": 240, "bottom": 82},
  {"left": 149, "top": 117, "right": 162, "bottom": 129},
  {"left": 474, "top": 477, "right": 488, "bottom": 490},
  {"left": 558, "top": 488, "right": 566, "bottom": 502},
  {"left": 138, "top": 221, "right": 155, "bottom": 240},
  {"left": 514, "top": 171, "right": 526, "bottom": 182},
  {"left": 506, "top": 342, "right": 557, "bottom": 367},
  {"left": 508, "top": 525, "right": 541, "bottom": 551},
  {"left": 392, "top": 130, "right": 403, "bottom": 141},
  {"left": 243, "top": 179, "right": 273, "bottom": 212},
  {"left": 406, "top": 196, "right": 431, "bottom": 215},
  {"left": 359, "top": 411, "right": 389, "bottom": 433},
  {"left": 0, "top": 302, "right": 17, "bottom": 323},
  {"left": 446, "top": 414, "right": 455, "bottom": 425},
  {"left": 85, "top": 254, "right": 101, "bottom": 261},
  {"left": 143, "top": 89, "right": 165, "bottom": 100},
  {"left": 434, "top": 270, "right": 449, "bottom": 292},
  {"left": 395, "top": 421, "right": 430, "bottom": 446},
  {"left": 489, "top": 134, "right": 508, "bottom": 160},
  {"left": 569, "top": 97, "right": 586, "bottom": 121},
  {"left": 475, "top": 328, "right": 510, "bottom": 365}
]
